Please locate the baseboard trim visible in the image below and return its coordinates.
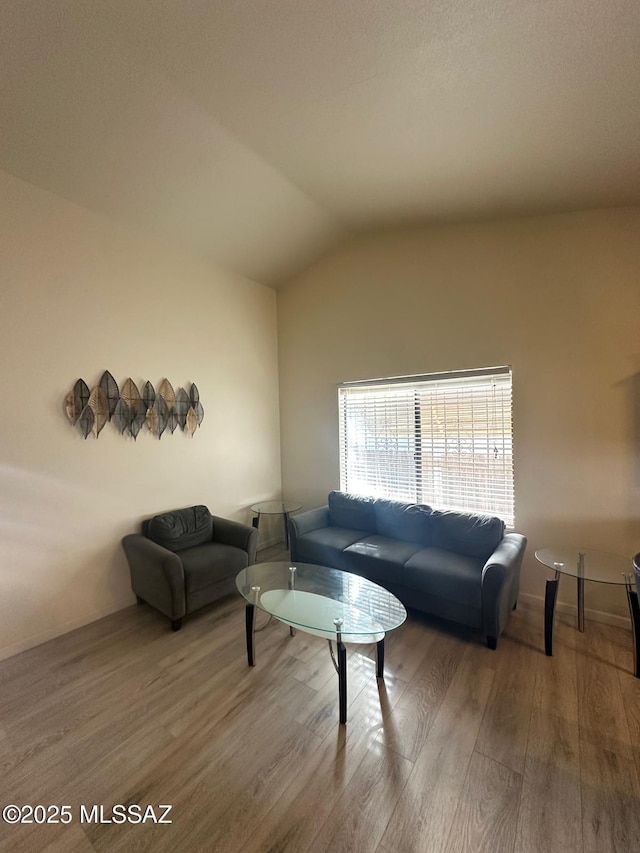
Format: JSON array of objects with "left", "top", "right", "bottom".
[
  {"left": 519, "top": 592, "right": 631, "bottom": 631},
  {"left": 0, "top": 601, "right": 130, "bottom": 662}
]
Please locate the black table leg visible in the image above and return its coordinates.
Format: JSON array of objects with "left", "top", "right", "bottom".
[
  {"left": 545, "top": 572, "right": 560, "bottom": 656},
  {"left": 337, "top": 639, "right": 347, "bottom": 724},
  {"left": 625, "top": 577, "right": 640, "bottom": 678},
  {"left": 245, "top": 603, "right": 256, "bottom": 667},
  {"left": 376, "top": 638, "right": 385, "bottom": 679}
]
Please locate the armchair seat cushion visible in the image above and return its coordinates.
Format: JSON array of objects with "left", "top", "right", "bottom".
[
  {"left": 404, "top": 547, "right": 484, "bottom": 609},
  {"left": 181, "top": 542, "right": 250, "bottom": 594}
]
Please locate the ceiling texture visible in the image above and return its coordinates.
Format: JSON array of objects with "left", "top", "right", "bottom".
[{"left": 2, "top": 1, "right": 640, "bottom": 285}]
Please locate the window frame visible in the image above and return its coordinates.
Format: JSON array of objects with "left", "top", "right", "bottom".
[{"left": 337, "top": 365, "right": 515, "bottom": 526}]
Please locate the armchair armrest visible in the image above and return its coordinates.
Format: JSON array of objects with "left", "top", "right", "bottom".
[
  {"left": 288, "top": 506, "right": 330, "bottom": 561},
  {"left": 481, "top": 532, "right": 527, "bottom": 646},
  {"left": 122, "top": 534, "right": 186, "bottom": 620},
  {"left": 211, "top": 515, "right": 258, "bottom": 565}
]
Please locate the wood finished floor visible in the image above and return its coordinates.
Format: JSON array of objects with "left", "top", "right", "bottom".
[{"left": 1, "top": 546, "right": 640, "bottom": 852}]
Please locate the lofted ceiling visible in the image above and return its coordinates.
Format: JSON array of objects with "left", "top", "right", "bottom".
[{"left": 2, "top": 1, "right": 640, "bottom": 286}]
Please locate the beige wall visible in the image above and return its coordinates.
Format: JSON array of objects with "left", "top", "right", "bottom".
[
  {"left": 0, "top": 169, "right": 282, "bottom": 659},
  {"left": 278, "top": 208, "right": 640, "bottom": 620}
]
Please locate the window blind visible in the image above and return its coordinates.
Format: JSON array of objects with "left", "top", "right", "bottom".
[{"left": 338, "top": 366, "right": 514, "bottom": 526}]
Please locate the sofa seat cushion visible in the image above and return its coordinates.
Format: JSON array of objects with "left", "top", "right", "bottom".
[
  {"left": 295, "top": 527, "right": 367, "bottom": 570},
  {"left": 181, "top": 543, "right": 248, "bottom": 594},
  {"left": 342, "top": 535, "right": 422, "bottom": 585},
  {"left": 404, "top": 547, "right": 484, "bottom": 609},
  {"left": 147, "top": 505, "right": 213, "bottom": 552}
]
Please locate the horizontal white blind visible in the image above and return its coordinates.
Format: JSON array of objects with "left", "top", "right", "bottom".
[{"left": 338, "top": 367, "right": 514, "bottom": 526}]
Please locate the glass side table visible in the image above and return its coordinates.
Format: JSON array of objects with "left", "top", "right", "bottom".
[
  {"left": 535, "top": 548, "right": 639, "bottom": 677},
  {"left": 250, "top": 500, "right": 302, "bottom": 549}
]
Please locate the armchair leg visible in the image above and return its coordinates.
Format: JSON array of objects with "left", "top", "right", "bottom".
[
  {"left": 487, "top": 636, "right": 498, "bottom": 650},
  {"left": 171, "top": 618, "right": 183, "bottom": 632}
]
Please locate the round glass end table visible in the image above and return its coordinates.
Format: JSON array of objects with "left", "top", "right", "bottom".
[
  {"left": 250, "top": 500, "right": 302, "bottom": 549},
  {"left": 535, "top": 548, "right": 639, "bottom": 676}
]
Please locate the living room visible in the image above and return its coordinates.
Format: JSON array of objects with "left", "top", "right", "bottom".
[{"left": 1, "top": 2, "right": 640, "bottom": 852}]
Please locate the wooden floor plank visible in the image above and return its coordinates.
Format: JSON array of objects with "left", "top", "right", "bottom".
[
  {"left": 580, "top": 738, "right": 640, "bottom": 853},
  {"left": 381, "top": 650, "right": 495, "bottom": 853},
  {"left": 306, "top": 741, "right": 413, "bottom": 853},
  {"left": 444, "top": 751, "right": 521, "bottom": 853},
  {"left": 475, "top": 607, "right": 538, "bottom": 775},
  {"left": 515, "top": 708, "right": 582, "bottom": 853}
]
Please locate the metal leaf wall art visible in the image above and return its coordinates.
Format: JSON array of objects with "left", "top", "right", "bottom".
[{"left": 64, "top": 373, "right": 204, "bottom": 440}]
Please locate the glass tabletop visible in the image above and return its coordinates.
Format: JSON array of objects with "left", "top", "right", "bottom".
[
  {"left": 236, "top": 561, "right": 407, "bottom": 642},
  {"left": 250, "top": 500, "right": 302, "bottom": 514},
  {"left": 535, "top": 548, "right": 632, "bottom": 585}
]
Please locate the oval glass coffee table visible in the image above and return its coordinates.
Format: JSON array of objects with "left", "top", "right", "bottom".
[
  {"left": 535, "top": 548, "right": 639, "bottom": 676},
  {"left": 236, "top": 562, "right": 407, "bottom": 724}
]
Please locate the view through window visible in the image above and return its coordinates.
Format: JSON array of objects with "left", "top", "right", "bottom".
[{"left": 338, "top": 366, "right": 514, "bottom": 526}]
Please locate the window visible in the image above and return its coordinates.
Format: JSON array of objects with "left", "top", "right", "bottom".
[{"left": 338, "top": 366, "right": 514, "bottom": 526}]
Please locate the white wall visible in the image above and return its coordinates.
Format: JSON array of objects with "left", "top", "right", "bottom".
[
  {"left": 278, "top": 208, "right": 640, "bottom": 622},
  {"left": 0, "top": 169, "right": 282, "bottom": 659}
]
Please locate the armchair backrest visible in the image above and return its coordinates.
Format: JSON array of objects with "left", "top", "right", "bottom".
[
  {"left": 144, "top": 505, "right": 213, "bottom": 552},
  {"left": 634, "top": 553, "right": 640, "bottom": 590}
]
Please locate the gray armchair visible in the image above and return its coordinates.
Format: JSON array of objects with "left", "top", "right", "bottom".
[{"left": 122, "top": 505, "right": 257, "bottom": 630}]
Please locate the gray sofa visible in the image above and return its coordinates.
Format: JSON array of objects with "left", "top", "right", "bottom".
[
  {"left": 289, "top": 491, "right": 527, "bottom": 649},
  {"left": 122, "top": 505, "right": 257, "bottom": 630}
]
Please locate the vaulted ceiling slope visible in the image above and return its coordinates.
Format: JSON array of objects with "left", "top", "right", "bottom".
[{"left": 2, "top": 1, "right": 640, "bottom": 286}]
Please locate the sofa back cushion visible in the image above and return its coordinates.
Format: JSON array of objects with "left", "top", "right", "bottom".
[
  {"left": 430, "top": 510, "right": 504, "bottom": 559},
  {"left": 328, "top": 491, "right": 377, "bottom": 533},
  {"left": 374, "top": 499, "right": 433, "bottom": 545},
  {"left": 146, "top": 505, "right": 213, "bottom": 552}
]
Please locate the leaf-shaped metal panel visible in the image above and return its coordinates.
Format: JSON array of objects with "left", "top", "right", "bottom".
[
  {"left": 64, "top": 390, "right": 82, "bottom": 424},
  {"left": 167, "top": 409, "right": 179, "bottom": 434},
  {"left": 185, "top": 407, "right": 198, "bottom": 437},
  {"left": 74, "top": 379, "right": 90, "bottom": 412},
  {"left": 145, "top": 406, "right": 159, "bottom": 437},
  {"left": 121, "top": 378, "right": 141, "bottom": 408},
  {"left": 88, "top": 386, "right": 108, "bottom": 437},
  {"left": 129, "top": 401, "right": 146, "bottom": 440},
  {"left": 99, "top": 370, "right": 119, "bottom": 418},
  {"left": 175, "top": 387, "right": 190, "bottom": 429},
  {"left": 194, "top": 400, "right": 204, "bottom": 425},
  {"left": 142, "top": 381, "right": 156, "bottom": 410},
  {"left": 189, "top": 383, "right": 199, "bottom": 405},
  {"left": 158, "top": 379, "right": 176, "bottom": 410},
  {"left": 151, "top": 395, "right": 169, "bottom": 438},
  {"left": 112, "top": 399, "right": 130, "bottom": 434},
  {"left": 76, "top": 404, "right": 94, "bottom": 439}
]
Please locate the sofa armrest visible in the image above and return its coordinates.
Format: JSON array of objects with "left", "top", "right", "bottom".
[
  {"left": 288, "top": 506, "right": 330, "bottom": 561},
  {"left": 211, "top": 515, "right": 258, "bottom": 565},
  {"left": 480, "top": 533, "right": 527, "bottom": 645},
  {"left": 122, "top": 534, "right": 186, "bottom": 620}
]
